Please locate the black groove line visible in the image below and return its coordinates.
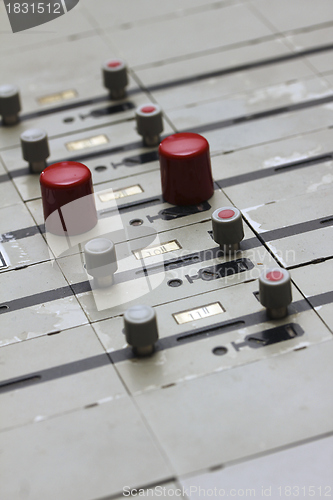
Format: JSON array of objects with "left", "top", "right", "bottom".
[
  {"left": 1, "top": 42, "right": 332, "bottom": 125},
  {"left": 2, "top": 199, "right": 332, "bottom": 249},
  {"left": 259, "top": 216, "right": 333, "bottom": 242},
  {"left": 145, "top": 43, "right": 333, "bottom": 93},
  {"left": 0, "top": 89, "right": 140, "bottom": 125},
  {"left": 6, "top": 139, "right": 145, "bottom": 181},
  {"left": 1, "top": 211, "right": 332, "bottom": 314},
  {"left": 0, "top": 194, "right": 165, "bottom": 242},
  {"left": 1, "top": 290, "right": 333, "bottom": 393},
  {"left": 0, "top": 172, "right": 10, "bottom": 184},
  {"left": 0, "top": 250, "right": 257, "bottom": 315},
  {"left": 186, "top": 93, "right": 333, "bottom": 136},
  {"left": 1, "top": 149, "right": 333, "bottom": 244},
  {"left": 2, "top": 90, "right": 333, "bottom": 185},
  {"left": 216, "top": 152, "right": 333, "bottom": 188},
  {"left": 0, "top": 285, "right": 75, "bottom": 314}
]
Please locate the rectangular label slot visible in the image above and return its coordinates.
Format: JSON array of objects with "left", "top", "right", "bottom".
[
  {"left": 38, "top": 89, "right": 77, "bottom": 105},
  {"left": 133, "top": 240, "right": 181, "bottom": 260},
  {"left": 66, "top": 134, "right": 109, "bottom": 151},
  {"left": 173, "top": 302, "right": 225, "bottom": 325}
]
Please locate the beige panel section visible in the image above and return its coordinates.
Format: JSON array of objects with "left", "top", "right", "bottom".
[
  {"left": 211, "top": 127, "right": 333, "bottom": 178},
  {"left": 0, "top": 204, "right": 50, "bottom": 272},
  {"left": 135, "top": 340, "right": 333, "bottom": 475},
  {"left": 167, "top": 76, "right": 332, "bottom": 129},
  {"left": 94, "top": 279, "right": 331, "bottom": 395},
  {"left": 0, "top": 261, "right": 88, "bottom": 346},
  {"left": 82, "top": 0, "right": 235, "bottom": 30},
  {"left": 103, "top": 3, "right": 272, "bottom": 67},
  {"left": 0, "top": 324, "right": 127, "bottom": 430},
  {"left": 135, "top": 39, "right": 292, "bottom": 87},
  {"left": 0, "top": 36, "right": 120, "bottom": 113},
  {"left": 224, "top": 160, "right": 333, "bottom": 209},
  {"left": 180, "top": 435, "right": 333, "bottom": 497},
  {"left": 292, "top": 260, "right": 333, "bottom": 330},
  {"left": 0, "top": 398, "right": 172, "bottom": 500},
  {"left": 250, "top": 0, "right": 333, "bottom": 32},
  {"left": 148, "top": 61, "right": 317, "bottom": 112}
]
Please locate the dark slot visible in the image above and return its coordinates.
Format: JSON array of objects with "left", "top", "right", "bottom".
[
  {"left": 159, "top": 203, "right": 209, "bottom": 220},
  {"left": 177, "top": 320, "right": 245, "bottom": 342},
  {"left": 0, "top": 252, "right": 7, "bottom": 267},
  {"left": 135, "top": 254, "right": 199, "bottom": 276},
  {"left": 198, "top": 258, "right": 253, "bottom": 281},
  {"left": 122, "top": 150, "right": 159, "bottom": 166},
  {"left": 274, "top": 154, "right": 333, "bottom": 172},
  {"left": 89, "top": 101, "right": 135, "bottom": 117},
  {"left": 165, "top": 255, "right": 200, "bottom": 269},
  {"left": 231, "top": 323, "right": 304, "bottom": 351},
  {"left": 147, "top": 201, "right": 211, "bottom": 222},
  {"left": 320, "top": 217, "right": 333, "bottom": 224},
  {"left": 0, "top": 305, "right": 9, "bottom": 312},
  {"left": 0, "top": 375, "right": 41, "bottom": 392},
  {"left": 246, "top": 323, "right": 302, "bottom": 347}
]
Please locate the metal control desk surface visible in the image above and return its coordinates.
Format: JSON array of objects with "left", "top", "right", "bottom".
[{"left": 0, "top": 1, "right": 332, "bottom": 499}]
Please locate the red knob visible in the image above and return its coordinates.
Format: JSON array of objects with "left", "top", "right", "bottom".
[
  {"left": 158, "top": 132, "right": 214, "bottom": 206},
  {"left": 40, "top": 161, "right": 98, "bottom": 236}
]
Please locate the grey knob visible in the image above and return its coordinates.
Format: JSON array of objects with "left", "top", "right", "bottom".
[
  {"left": 212, "top": 206, "right": 244, "bottom": 253},
  {"left": 135, "top": 103, "right": 163, "bottom": 147},
  {"left": 20, "top": 129, "right": 50, "bottom": 173},
  {"left": 84, "top": 238, "right": 118, "bottom": 288},
  {"left": 0, "top": 84, "right": 21, "bottom": 125},
  {"left": 102, "top": 59, "right": 128, "bottom": 100},
  {"left": 259, "top": 268, "right": 292, "bottom": 319},
  {"left": 124, "top": 305, "right": 159, "bottom": 356}
]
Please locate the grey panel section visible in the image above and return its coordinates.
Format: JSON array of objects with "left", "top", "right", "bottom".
[
  {"left": 64, "top": 0, "right": 80, "bottom": 12},
  {"left": 5, "top": 1, "right": 65, "bottom": 33}
]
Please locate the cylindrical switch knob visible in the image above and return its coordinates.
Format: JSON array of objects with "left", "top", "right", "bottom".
[
  {"left": 259, "top": 268, "right": 292, "bottom": 319},
  {"left": 159, "top": 132, "right": 214, "bottom": 206},
  {"left": 102, "top": 59, "right": 128, "bottom": 100},
  {"left": 84, "top": 238, "right": 117, "bottom": 288},
  {"left": 124, "top": 305, "right": 159, "bottom": 356},
  {"left": 135, "top": 104, "right": 163, "bottom": 147},
  {"left": 20, "top": 128, "right": 50, "bottom": 173},
  {"left": 0, "top": 84, "right": 21, "bottom": 125},
  {"left": 40, "top": 161, "right": 98, "bottom": 236},
  {"left": 212, "top": 206, "right": 244, "bottom": 253}
]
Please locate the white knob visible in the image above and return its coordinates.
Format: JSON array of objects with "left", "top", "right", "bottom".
[{"left": 84, "top": 238, "right": 117, "bottom": 288}]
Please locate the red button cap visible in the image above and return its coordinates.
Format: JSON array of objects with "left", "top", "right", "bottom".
[
  {"left": 266, "top": 270, "right": 284, "bottom": 282},
  {"left": 141, "top": 105, "right": 156, "bottom": 114},
  {"left": 40, "top": 161, "right": 97, "bottom": 236},
  {"left": 218, "top": 209, "right": 235, "bottom": 219},
  {"left": 159, "top": 133, "right": 214, "bottom": 206},
  {"left": 107, "top": 60, "right": 122, "bottom": 68}
]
